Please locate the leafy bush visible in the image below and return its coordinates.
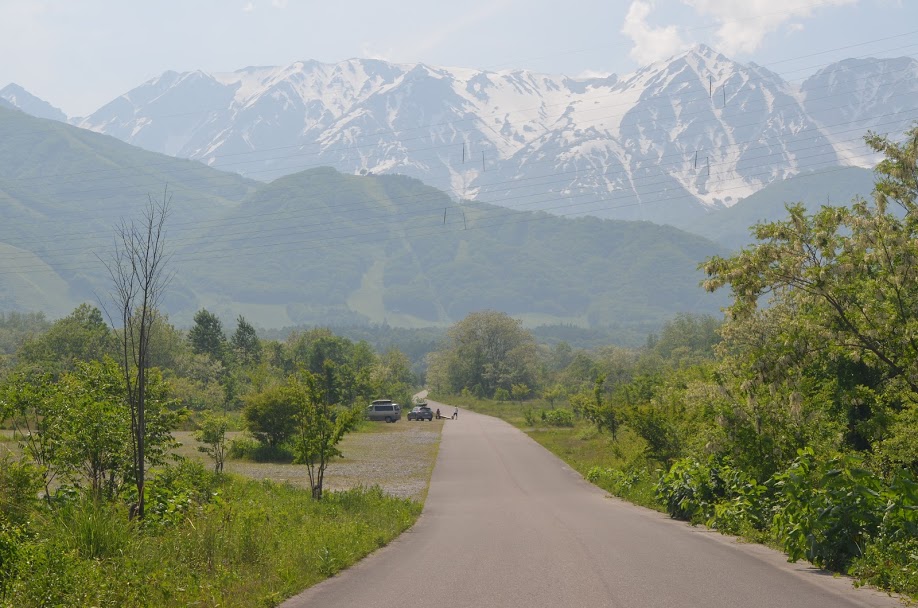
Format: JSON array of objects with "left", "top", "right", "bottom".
[
  {"left": 228, "top": 436, "right": 294, "bottom": 463},
  {"left": 494, "top": 388, "right": 510, "bottom": 402},
  {"left": 0, "top": 514, "right": 23, "bottom": 602},
  {"left": 657, "top": 456, "right": 768, "bottom": 533},
  {"left": 542, "top": 408, "right": 574, "bottom": 427},
  {"left": 772, "top": 449, "right": 886, "bottom": 571},
  {"left": 144, "top": 461, "right": 221, "bottom": 528},
  {"left": 0, "top": 455, "right": 40, "bottom": 526}
]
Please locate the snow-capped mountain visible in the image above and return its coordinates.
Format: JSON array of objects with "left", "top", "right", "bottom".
[
  {"left": 802, "top": 56, "right": 918, "bottom": 167},
  {"left": 0, "top": 83, "right": 67, "bottom": 122},
  {"left": 38, "top": 49, "right": 918, "bottom": 223}
]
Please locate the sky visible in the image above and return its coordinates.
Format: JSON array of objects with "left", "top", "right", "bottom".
[{"left": 0, "top": 0, "right": 915, "bottom": 117}]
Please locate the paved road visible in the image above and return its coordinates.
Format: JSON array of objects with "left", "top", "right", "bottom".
[{"left": 282, "top": 403, "right": 901, "bottom": 608}]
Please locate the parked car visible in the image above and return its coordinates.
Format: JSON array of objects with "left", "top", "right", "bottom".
[
  {"left": 366, "top": 399, "right": 401, "bottom": 423},
  {"left": 407, "top": 406, "right": 433, "bottom": 421}
]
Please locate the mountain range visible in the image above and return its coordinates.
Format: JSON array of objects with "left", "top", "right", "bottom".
[
  {"left": 0, "top": 105, "right": 729, "bottom": 329},
  {"left": 4, "top": 47, "right": 914, "bottom": 227}
]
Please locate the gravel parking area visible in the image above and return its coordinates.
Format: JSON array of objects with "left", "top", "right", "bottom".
[{"left": 173, "top": 419, "right": 444, "bottom": 501}]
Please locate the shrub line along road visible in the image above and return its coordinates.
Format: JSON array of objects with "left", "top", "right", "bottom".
[{"left": 281, "top": 403, "right": 902, "bottom": 608}]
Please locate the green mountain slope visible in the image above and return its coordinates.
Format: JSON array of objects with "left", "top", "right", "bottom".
[
  {"left": 1, "top": 107, "right": 728, "bottom": 328},
  {"left": 684, "top": 167, "right": 876, "bottom": 250},
  {"left": 0, "top": 106, "right": 255, "bottom": 313},
  {"left": 180, "top": 168, "right": 729, "bottom": 328}
]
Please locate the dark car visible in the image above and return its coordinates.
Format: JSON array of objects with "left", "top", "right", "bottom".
[{"left": 407, "top": 406, "right": 433, "bottom": 421}]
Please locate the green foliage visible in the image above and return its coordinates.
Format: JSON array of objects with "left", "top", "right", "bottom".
[
  {"left": 16, "top": 304, "right": 115, "bottom": 375},
  {"left": 0, "top": 474, "right": 420, "bottom": 608},
  {"left": 230, "top": 315, "right": 262, "bottom": 366},
  {"left": 0, "top": 456, "right": 40, "bottom": 527},
  {"left": 541, "top": 408, "right": 574, "bottom": 427},
  {"left": 0, "top": 312, "right": 48, "bottom": 357},
  {"left": 227, "top": 436, "right": 294, "bottom": 463},
  {"left": 289, "top": 370, "right": 361, "bottom": 500},
  {"left": 541, "top": 383, "right": 565, "bottom": 408},
  {"left": 656, "top": 456, "right": 767, "bottom": 534},
  {"left": 0, "top": 513, "right": 24, "bottom": 602},
  {"left": 511, "top": 383, "right": 529, "bottom": 402},
  {"left": 583, "top": 375, "right": 620, "bottom": 439},
  {"left": 194, "top": 412, "right": 228, "bottom": 473},
  {"left": 188, "top": 309, "right": 226, "bottom": 362},
  {"left": 1, "top": 359, "right": 180, "bottom": 500},
  {"left": 494, "top": 388, "right": 510, "bottom": 402},
  {"left": 772, "top": 449, "right": 886, "bottom": 570},
  {"left": 242, "top": 384, "right": 298, "bottom": 448},
  {"left": 627, "top": 402, "right": 682, "bottom": 465},
  {"left": 433, "top": 311, "right": 541, "bottom": 398}
]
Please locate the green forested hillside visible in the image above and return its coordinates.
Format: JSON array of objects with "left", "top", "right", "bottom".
[
  {"left": 180, "top": 168, "right": 728, "bottom": 328},
  {"left": 1, "top": 107, "right": 728, "bottom": 328},
  {"left": 684, "top": 166, "right": 876, "bottom": 249},
  {"left": 0, "top": 106, "right": 255, "bottom": 314}
]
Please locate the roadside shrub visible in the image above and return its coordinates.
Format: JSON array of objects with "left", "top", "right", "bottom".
[
  {"left": 0, "top": 455, "right": 41, "bottom": 526},
  {"left": 657, "top": 457, "right": 718, "bottom": 522},
  {"left": 523, "top": 408, "right": 537, "bottom": 427},
  {"left": 657, "top": 456, "right": 767, "bottom": 532},
  {"left": 772, "top": 448, "right": 887, "bottom": 571},
  {"left": 144, "top": 461, "right": 221, "bottom": 528},
  {"left": 542, "top": 408, "right": 574, "bottom": 427},
  {"left": 0, "top": 513, "right": 23, "bottom": 602},
  {"left": 494, "top": 388, "right": 510, "bottom": 402}
]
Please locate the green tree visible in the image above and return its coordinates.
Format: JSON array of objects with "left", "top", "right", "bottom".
[
  {"left": 584, "top": 374, "right": 619, "bottom": 439},
  {"left": 194, "top": 412, "right": 228, "bottom": 473},
  {"left": 511, "top": 383, "right": 529, "bottom": 404},
  {"left": 188, "top": 309, "right": 226, "bottom": 362},
  {"left": 231, "top": 315, "right": 262, "bottom": 366},
  {"left": 0, "top": 372, "right": 60, "bottom": 500},
  {"left": 290, "top": 367, "right": 359, "bottom": 500},
  {"left": 242, "top": 384, "right": 298, "bottom": 448},
  {"left": 17, "top": 304, "right": 114, "bottom": 374},
  {"left": 541, "top": 384, "right": 565, "bottom": 409},
  {"left": 438, "top": 311, "right": 540, "bottom": 398},
  {"left": 703, "top": 127, "right": 918, "bottom": 463}
]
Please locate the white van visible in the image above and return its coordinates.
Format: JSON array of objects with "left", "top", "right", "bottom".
[{"left": 366, "top": 399, "right": 401, "bottom": 423}]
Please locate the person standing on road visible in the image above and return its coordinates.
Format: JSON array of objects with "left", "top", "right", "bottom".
[
  {"left": 452, "top": 407, "right": 458, "bottom": 420},
  {"left": 436, "top": 408, "right": 441, "bottom": 419}
]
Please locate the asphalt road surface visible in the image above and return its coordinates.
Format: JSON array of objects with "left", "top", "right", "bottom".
[{"left": 282, "top": 403, "right": 902, "bottom": 608}]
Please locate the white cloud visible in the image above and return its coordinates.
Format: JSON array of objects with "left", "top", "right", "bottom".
[
  {"left": 682, "top": 0, "right": 858, "bottom": 54},
  {"left": 242, "top": 2, "right": 255, "bottom": 12},
  {"left": 271, "top": 0, "right": 288, "bottom": 8},
  {"left": 621, "top": 1, "right": 689, "bottom": 64}
]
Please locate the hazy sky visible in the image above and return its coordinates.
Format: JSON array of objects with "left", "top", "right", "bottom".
[{"left": 0, "top": 0, "right": 915, "bottom": 116}]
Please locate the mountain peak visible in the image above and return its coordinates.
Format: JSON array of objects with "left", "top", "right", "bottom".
[{"left": 0, "top": 83, "right": 68, "bottom": 122}]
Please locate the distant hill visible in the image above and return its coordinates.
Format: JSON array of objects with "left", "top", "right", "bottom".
[
  {"left": 684, "top": 167, "right": 877, "bottom": 250},
  {"left": 178, "top": 167, "right": 729, "bottom": 328},
  {"left": 1, "top": 106, "right": 728, "bottom": 328},
  {"left": 0, "top": 106, "right": 254, "bottom": 315}
]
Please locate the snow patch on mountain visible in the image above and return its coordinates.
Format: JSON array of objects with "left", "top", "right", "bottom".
[{"left": 66, "top": 48, "right": 918, "bottom": 225}]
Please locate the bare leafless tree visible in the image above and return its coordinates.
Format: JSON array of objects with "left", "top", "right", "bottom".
[{"left": 99, "top": 188, "right": 172, "bottom": 519}]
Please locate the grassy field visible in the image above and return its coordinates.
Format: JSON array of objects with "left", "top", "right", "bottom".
[{"left": 2, "top": 417, "right": 444, "bottom": 607}]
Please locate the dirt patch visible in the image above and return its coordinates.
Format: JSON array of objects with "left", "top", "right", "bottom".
[{"left": 174, "top": 419, "right": 443, "bottom": 501}]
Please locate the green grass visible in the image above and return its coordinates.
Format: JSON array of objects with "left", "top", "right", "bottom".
[{"left": 4, "top": 477, "right": 421, "bottom": 608}]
